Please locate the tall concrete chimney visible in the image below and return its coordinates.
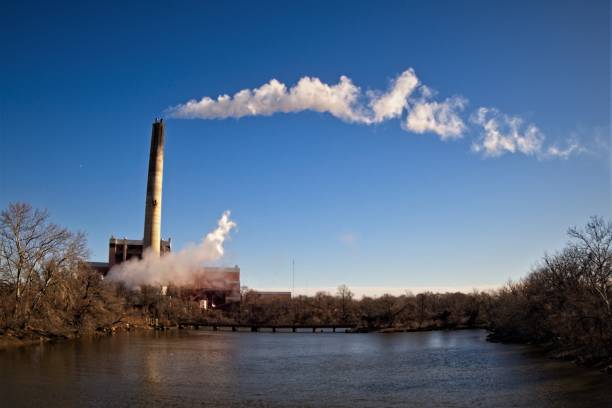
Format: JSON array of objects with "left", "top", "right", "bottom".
[{"left": 143, "top": 119, "right": 164, "bottom": 255}]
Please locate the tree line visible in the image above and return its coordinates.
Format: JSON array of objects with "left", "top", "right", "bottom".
[
  {"left": 487, "top": 216, "right": 612, "bottom": 367},
  {"left": 1, "top": 202, "right": 610, "bottom": 368}
]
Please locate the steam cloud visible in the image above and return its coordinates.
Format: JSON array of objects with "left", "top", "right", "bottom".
[
  {"left": 167, "top": 68, "right": 584, "bottom": 159},
  {"left": 106, "top": 211, "right": 236, "bottom": 287},
  {"left": 168, "top": 69, "right": 419, "bottom": 125},
  {"left": 470, "top": 107, "right": 544, "bottom": 157}
]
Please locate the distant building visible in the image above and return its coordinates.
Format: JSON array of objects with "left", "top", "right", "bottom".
[
  {"left": 246, "top": 291, "right": 292, "bottom": 303},
  {"left": 188, "top": 266, "right": 241, "bottom": 308}
]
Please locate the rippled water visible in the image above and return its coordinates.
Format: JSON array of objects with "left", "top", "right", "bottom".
[{"left": 1, "top": 329, "right": 610, "bottom": 407}]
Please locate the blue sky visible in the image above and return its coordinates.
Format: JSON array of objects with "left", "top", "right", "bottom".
[{"left": 1, "top": 1, "right": 610, "bottom": 295}]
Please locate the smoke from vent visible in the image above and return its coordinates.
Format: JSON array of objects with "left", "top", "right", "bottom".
[{"left": 107, "top": 211, "right": 236, "bottom": 287}]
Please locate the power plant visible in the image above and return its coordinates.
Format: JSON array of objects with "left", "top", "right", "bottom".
[{"left": 89, "top": 119, "right": 241, "bottom": 308}]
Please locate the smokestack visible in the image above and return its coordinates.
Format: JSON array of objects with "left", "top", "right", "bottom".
[{"left": 143, "top": 118, "right": 165, "bottom": 255}]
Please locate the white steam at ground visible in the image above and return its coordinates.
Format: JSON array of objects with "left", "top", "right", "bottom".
[
  {"left": 106, "top": 211, "right": 236, "bottom": 287},
  {"left": 167, "top": 68, "right": 585, "bottom": 159}
]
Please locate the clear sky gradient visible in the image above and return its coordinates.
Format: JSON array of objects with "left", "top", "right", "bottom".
[{"left": 1, "top": 1, "right": 610, "bottom": 295}]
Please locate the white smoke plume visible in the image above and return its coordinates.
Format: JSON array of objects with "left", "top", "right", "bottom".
[
  {"left": 369, "top": 69, "right": 419, "bottom": 122},
  {"left": 470, "top": 107, "right": 545, "bottom": 157},
  {"left": 167, "top": 69, "right": 584, "bottom": 159},
  {"left": 405, "top": 95, "right": 467, "bottom": 139},
  {"left": 166, "top": 69, "right": 420, "bottom": 124},
  {"left": 106, "top": 211, "right": 236, "bottom": 287},
  {"left": 545, "top": 140, "right": 585, "bottom": 159}
]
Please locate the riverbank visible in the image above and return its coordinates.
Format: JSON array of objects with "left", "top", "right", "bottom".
[
  {"left": 0, "top": 316, "right": 156, "bottom": 351},
  {"left": 1, "top": 323, "right": 481, "bottom": 350},
  {"left": 0, "top": 333, "right": 46, "bottom": 350},
  {"left": 0, "top": 330, "right": 73, "bottom": 350},
  {"left": 487, "top": 329, "right": 612, "bottom": 374}
]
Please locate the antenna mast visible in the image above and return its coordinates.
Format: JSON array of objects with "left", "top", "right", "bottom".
[{"left": 291, "top": 259, "right": 295, "bottom": 298}]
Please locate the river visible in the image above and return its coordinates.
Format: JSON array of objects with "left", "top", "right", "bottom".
[{"left": 1, "top": 329, "right": 610, "bottom": 407}]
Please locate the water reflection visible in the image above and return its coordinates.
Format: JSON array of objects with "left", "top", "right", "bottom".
[{"left": 1, "top": 330, "right": 610, "bottom": 407}]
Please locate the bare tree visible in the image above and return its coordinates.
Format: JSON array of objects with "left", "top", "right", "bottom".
[
  {"left": 336, "top": 284, "right": 354, "bottom": 323},
  {"left": 568, "top": 216, "right": 612, "bottom": 322},
  {"left": 0, "top": 203, "right": 87, "bottom": 332}
]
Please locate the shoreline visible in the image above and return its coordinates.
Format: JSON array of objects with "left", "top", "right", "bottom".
[
  {"left": 0, "top": 325, "right": 481, "bottom": 350},
  {"left": 0, "top": 332, "right": 73, "bottom": 351},
  {"left": 3, "top": 327, "right": 610, "bottom": 374},
  {"left": 487, "top": 330, "right": 612, "bottom": 374}
]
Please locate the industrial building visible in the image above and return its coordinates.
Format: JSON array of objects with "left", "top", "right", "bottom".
[
  {"left": 187, "top": 266, "right": 242, "bottom": 308},
  {"left": 89, "top": 119, "right": 241, "bottom": 307},
  {"left": 109, "top": 237, "right": 172, "bottom": 266},
  {"left": 246, "top": 291, "right": 292, "bottom": 303}
]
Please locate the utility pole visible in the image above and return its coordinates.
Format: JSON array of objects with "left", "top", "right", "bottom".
[{"left": 291, "top": 259, "right": 295, "bottom": 298}]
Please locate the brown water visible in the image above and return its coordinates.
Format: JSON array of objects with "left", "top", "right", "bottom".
[{"left": 1, "top": 329, "right": 610, "bottom": 407}]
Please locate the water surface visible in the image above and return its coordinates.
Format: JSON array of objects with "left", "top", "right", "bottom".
[{"left": 1, "top": 329, "right": 610, "bottom": 407}]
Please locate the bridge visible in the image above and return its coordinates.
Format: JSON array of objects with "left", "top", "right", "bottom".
[{"left": 177, "top": 322, "right": 357, "bottom": 333}]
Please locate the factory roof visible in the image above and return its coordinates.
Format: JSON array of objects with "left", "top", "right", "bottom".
[{"left": 109, "top": 237, "right": 170, "bottom": 245}]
